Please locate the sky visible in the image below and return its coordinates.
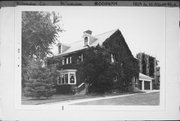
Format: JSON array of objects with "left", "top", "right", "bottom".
[{"left": 51, "top": 7, "right": 165, "bottom": 64}]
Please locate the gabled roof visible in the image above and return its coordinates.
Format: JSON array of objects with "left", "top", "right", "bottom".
[
  {"left": 139, "top": 73, "right": 153, "bottom": 81},
  {"left": 56, "top": 29, "right": 118, "bottom": 56}
]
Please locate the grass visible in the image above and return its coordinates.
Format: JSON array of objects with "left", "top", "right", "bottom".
[
  {"left": 72, "top": 92, "right": 160, "bottom": 105},
  {"left": 22, "top": 91, "right": 136, "bottom": 105}
]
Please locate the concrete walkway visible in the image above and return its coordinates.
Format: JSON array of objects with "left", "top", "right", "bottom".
[{"left": 41, "top": 90, "right": 160, "bottom": 105}]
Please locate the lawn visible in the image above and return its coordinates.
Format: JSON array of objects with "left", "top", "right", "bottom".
[
  {"left": 72, "top": 92, "right": 160, "bottom": 105},
  {"left": 22, "top": 92, "right": 135, "bottom": 105}
]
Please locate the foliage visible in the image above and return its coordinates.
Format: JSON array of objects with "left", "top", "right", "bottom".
[
  {"left": 102, "top": 32, "right": 139, "bottom": 91},
  {"left": 22, "top": 11, "right": 62, "bottom": 66},
  {"left": 142, "top": 53, "right": 147, "bottom": 74},
  {"left": 23, "top": 59, "right": 58, "bottom": 99},
  {"left": 22, "top": 11, "right": 62, "bottom": 88},
  {"left": 78, "top": 45, "right": 114, "bottom": 94},
  {"left": 78, "top": 44, "right": 139, "bottom": 93},
  {"left": 136, "top": 52, "right": 157, "bottom": 77},
  {"left": 149, "top": 56, "right": 155, "bottom": 77}
]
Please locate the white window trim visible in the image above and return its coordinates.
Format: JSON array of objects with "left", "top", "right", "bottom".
[
  {"left": 66, "top": 57, "right": 69, "bottom": 64},
  {"left": 111, "top": 54, "right": 115, "bottom": 63},
  {"left": 70, "top": 56, "right": 72, "bottom": 63},
  {"left": 62, "top": 59, "right": 65, "bottom": 65},
  {"left": 57, "top": 70, "right": 77, "bottom": 85},
  {"left": 69, "top": 73, "right": 76, "bottom": 84},
  {"left": 81, "top": 54, "right": 83, "bottom": 62},
  {"left": 84, "top": 36, "right": 89, "bottom": 46}
]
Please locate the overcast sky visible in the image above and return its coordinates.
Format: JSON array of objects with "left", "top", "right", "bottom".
[{"left": 51, "top": 7, "right": 165, "bottom": 63}]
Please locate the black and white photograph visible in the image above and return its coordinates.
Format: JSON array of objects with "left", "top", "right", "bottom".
[
  {"left": 21, "top": 7, "right": 163, "bottom": 106},
  {"left": 0, "top": 1, "right": 180, "bottom": 120}
]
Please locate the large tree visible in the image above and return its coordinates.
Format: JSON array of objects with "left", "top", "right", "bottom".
[
  {"left": 22, "top": 11, "right": 62, "bottom": 88},
  {"left": 22, "top": 11, "right": 62, "bottom": 66}
]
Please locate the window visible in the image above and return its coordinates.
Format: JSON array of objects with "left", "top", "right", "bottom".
[
  {"left": 77, "top": 54, "right": 83, "bottom": 63},
  {"left": 57, "top": 70, "right": 77, "bottom": 85},
  {"left": 113, "top": 76, "right": 118, "bottom": 82},
  {"left": 111, "top": 54, "right": 115, "bottom": 63},
  {"left": 81, "top": 54, "right": 83, "bottom": 62},
  {"left": 84, "top": 37, "right": 89, "bottom": 46},
  {"left": 70, "top": 73, "right": 75, "bottom": 84},
  {"left": 62, "top": 59, "right": 65, "bottom": 65},
  {"left": 57, "top": 76, "right": 61, "bottom": 85},
  {"left": 66, "top": 58, "right": 69, "bottom": 64},
  {"left": 65, "top": 74, "right": 68, "bottom": 84},
  {"left": 61, "top": 74, "right": 65, "bottom": 84},
  {"left": 69, "top": 57, "right": 72, "bottom": 64}
]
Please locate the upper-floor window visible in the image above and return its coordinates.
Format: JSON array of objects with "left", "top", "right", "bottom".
[
  {"left": 84, "top": 37, "right": 89, "bottom": 46},
  {"left": 66, "top": 58, "right": 69, "bottom": 64},
  {"left": 62, "top": 59, "right": 65, "bottom": 65},
  {"left": 111, "top": 53, "right": 115, "bottom": 63},
  {"left": 80, "top": 54, "right": 83, "bottom": 62},
  {"left": 70, "top": 57, "right": 72, "bottom": 64},
  {"left": 77, "top": 54, "right": 83, "bottom": 63},
  {"left": 62, "top": 56, "right": 72, "bottom": 65}
]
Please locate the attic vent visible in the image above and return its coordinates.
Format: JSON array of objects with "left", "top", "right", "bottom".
[
  {"left": 83, "top": 30, "right": 92, "bottom": 46},
  {"left": 84, "top": 36, "right": 89, "bottom": 46}
]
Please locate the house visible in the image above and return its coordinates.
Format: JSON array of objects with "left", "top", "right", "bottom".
[{"left": 47, "top": 29, "right": 139, "bottom": 94}]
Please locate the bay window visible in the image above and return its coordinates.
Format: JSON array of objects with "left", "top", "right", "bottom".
[{"left": 57, "top": 69, "right": 77, "bottom": 85}]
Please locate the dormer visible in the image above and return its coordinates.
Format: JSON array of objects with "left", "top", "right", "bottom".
[
  {"left": 83, "top": 30, "right": 97, "bottom": 46},
  {"left": 57, "top": 43, "right": 62, "bottom": 54},
  {"left": 57, "top": 43, "right": 70, "bottom": 54}
]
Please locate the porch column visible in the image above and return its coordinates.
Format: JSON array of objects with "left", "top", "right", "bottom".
[
  {"left": 68, "top": 72, "right": 70, "bottom": 84},
  {"left": 142, "top": 80, "right": 144, "bottom": 90},
  {"left": 150, "top": 80, "right": 152, "bottom": 90}
]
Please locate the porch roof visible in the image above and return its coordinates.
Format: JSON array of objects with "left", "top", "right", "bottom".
[{"left": 139, "top": 73, "right": 153, "bottom": 81}]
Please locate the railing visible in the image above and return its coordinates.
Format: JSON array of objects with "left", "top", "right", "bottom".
[{"left": 75, "top": 82, "right": 86, "bottom": 94}]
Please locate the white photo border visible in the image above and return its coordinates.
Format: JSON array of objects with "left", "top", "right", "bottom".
[{"left": 14, "top": 6, "right": 166, "bottom": 111}]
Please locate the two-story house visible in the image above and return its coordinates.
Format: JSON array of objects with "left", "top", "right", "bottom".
[{"left": 47, "top": 29, "right": 139, "bottom": 94}]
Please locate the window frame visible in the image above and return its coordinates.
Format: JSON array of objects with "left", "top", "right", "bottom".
[{"left": 57, "top": 70, "right": 77, "bottom": 85}]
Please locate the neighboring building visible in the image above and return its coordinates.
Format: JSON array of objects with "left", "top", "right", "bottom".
[
  {"left": 47, "top": 29, "right": 139, "bottom": 94},
  {"left": 136, "top": 53, "right": 160, "bottom": 89},
  {"left": 139, "top": 73, "right": 153, "bottom": 90}
]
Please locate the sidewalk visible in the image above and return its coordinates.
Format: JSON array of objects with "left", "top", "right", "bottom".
[{"left": 143, "top": 90, "right": 160, "bottom": 93}]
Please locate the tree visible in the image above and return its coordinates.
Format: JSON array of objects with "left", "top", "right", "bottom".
[
  {"left": 23, "top": 59, "right": 58, "bottom": 99},
  {"left": 22, "top": 11, "right": 62, "bottom": 88},
  {"left": 22, "top": 11, "right": 62, "bottom": 66}
]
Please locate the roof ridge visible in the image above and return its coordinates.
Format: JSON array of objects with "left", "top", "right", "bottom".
[
  {"left": 67, "top": 29, "right": 119, "bottom": 45},
  {"left": 94, "top": 29, "right": 118, "bottom": 37}
]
